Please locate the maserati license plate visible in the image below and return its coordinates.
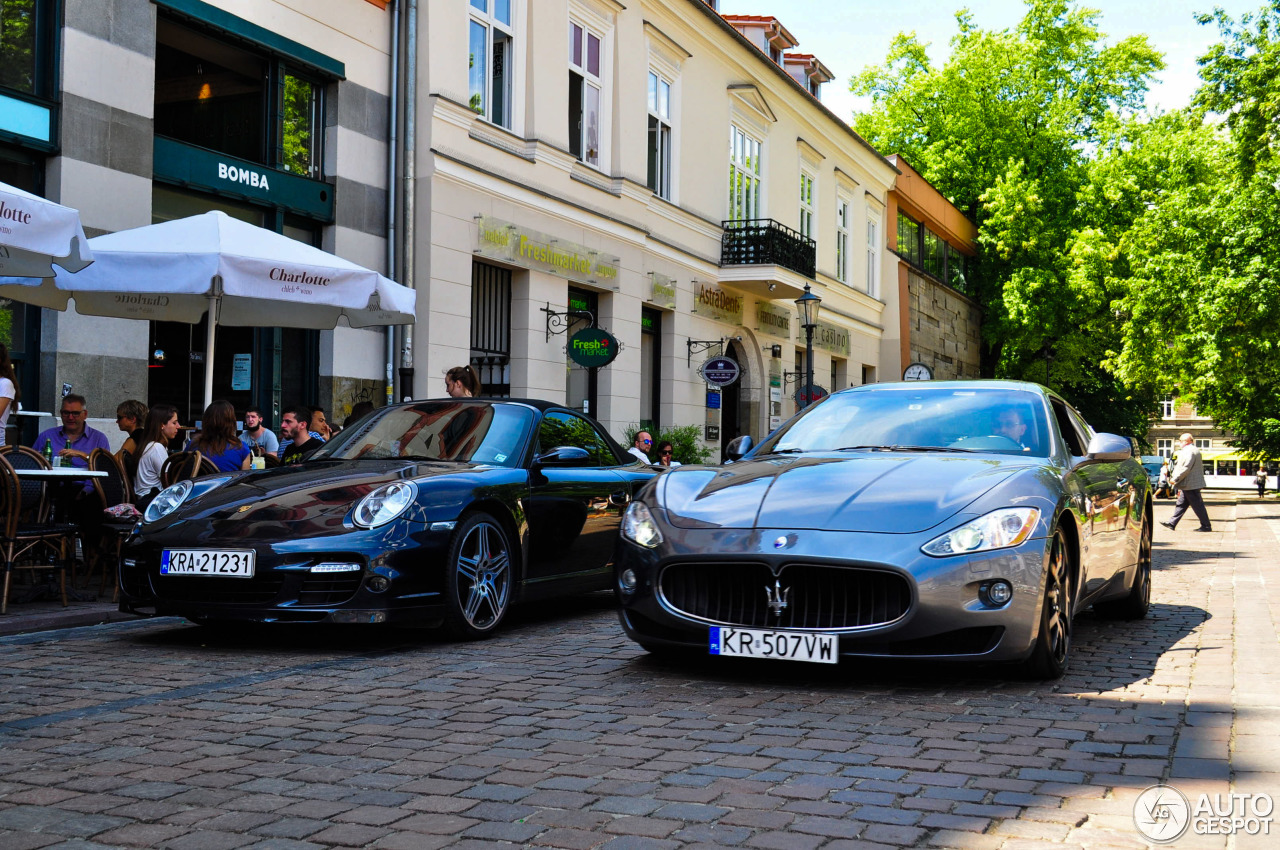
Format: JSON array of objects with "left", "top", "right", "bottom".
[{"left": 710, "top": 627, "right": 838, "bottom": 664}]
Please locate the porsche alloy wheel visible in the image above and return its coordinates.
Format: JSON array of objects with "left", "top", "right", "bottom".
[
  {"left": 1097, "top": 513, "right": 1152, "bottom": 620},
  {"left": 445, "top": 512, "right": 512, "bottom": 639},
  {"left": 1021, "top": 531, "right": 1072, "bottom": 679}
]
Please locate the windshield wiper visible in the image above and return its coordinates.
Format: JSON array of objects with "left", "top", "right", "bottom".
[{"left": 888, "top": 445, "right": 979, "bottom": 453}]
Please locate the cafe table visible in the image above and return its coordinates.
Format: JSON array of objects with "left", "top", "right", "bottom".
[{"left": 12, "top": 466, "right": 109, "bottom": 603}]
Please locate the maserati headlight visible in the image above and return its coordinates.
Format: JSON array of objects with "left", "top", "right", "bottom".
[
  {"left": 143, "top": 480, "right": 194, "bottom": 524},
  {"left": 621, "top": 501, "right": 664, "bottom": 549},
  {"left": 352, "top": 481, "right": 417, "bottom": 528},
  {"left": 922, "top": 507, "right": 1041, "bottom": 557}
]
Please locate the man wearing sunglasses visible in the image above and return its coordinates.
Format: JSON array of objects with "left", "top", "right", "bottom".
[{"left": 627, "top": 430, "right": 653, "bottom": 464}]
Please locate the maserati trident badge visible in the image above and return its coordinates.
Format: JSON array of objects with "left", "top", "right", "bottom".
[{"left": 765, "top": 580, "right": 790, "bottom": 617}]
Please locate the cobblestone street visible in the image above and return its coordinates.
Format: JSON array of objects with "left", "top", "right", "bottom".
[{"left": 0, "top": 494, "right": 1276, "bottom": 849}]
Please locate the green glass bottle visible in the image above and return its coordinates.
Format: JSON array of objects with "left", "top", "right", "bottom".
[{"left": 42, "top": 438, "right": 53, "bottom": 465}]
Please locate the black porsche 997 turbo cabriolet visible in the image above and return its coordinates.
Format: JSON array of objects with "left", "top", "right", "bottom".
[{"left": 120, "top": 399, "right": 655, "bottom": 637}]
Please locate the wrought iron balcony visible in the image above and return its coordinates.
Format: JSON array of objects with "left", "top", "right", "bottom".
[{"left": 721, "top": 219, "right": 816, "bottom": 279}]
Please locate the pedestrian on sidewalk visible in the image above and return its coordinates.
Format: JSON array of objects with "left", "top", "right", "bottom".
[
  {"left": 1162, "top": 433, "right": 1212, "bottom": 532},
  {"left": 1256, "top": 467, "right": 1268, "bottom": 498}
]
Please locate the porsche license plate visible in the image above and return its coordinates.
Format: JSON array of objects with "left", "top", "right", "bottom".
[
  {"left": 161, "top": 549, "right": 255, "bottom": 578},
  {"left": 710, "top": 627, "right": 837, "bottom": 664}
]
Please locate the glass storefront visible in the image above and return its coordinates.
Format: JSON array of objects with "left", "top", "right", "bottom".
[{"left": 154, "top": 17, "right": 324, "bottom": 176}]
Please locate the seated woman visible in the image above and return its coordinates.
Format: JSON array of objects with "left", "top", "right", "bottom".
[
  {"left": 186, "top": 400, "right": 253, "bottom": 472},
  {"left": 134, "top": 404, "right": 180, "bottom": 505}
]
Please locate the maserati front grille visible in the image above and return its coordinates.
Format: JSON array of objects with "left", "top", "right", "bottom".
[{"left": 659, "top": 561, "right": 911, "bottom": 630}]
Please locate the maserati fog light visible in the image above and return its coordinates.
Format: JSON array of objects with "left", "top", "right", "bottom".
[
  {"left": 367, "top": 576, "right": 390, "bottom": 593},
  {"left": 980, "top": 580, "right": 1014, "bottom": 608},
  {"left": 618, "top": 568, "right": 637, "bottom": 594}
]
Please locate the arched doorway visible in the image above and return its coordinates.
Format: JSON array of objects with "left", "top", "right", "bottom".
[{"left": 719, "top": 339, "right": 754, "bottom": 460}]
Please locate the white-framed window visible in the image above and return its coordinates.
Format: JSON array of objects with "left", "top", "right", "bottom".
[
  {"left": 569, "top": 19, "right": 603, "bottom": 166},
  {"left": 1157, "top": 438, "right": 1173, "bottom": 457},
  {"left": 1161, "top": 396, "right": 1175, "bottom": 419},
  {"left": 835, "top": 197, "right": 850, "bottom": 284},
  {"left": 866, "top": 211, "right": 881, "bottom": 298},
  {"left": 798, "top": 170, "right": 815, "bottom": 239},
  {"left": 647, "top": 70, "right": 672, "bottom": 199},
  {"left": 1195, "top": 438, "right": 1211, "bottom": 449},
  {"left": 728, "top": 124, "right": 761, "bottom": 221},
  {"left": 468, "top": 0, "right": 514, "bottom": 128}
]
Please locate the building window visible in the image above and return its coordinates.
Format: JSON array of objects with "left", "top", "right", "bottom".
[
  {"left": 896, "top": 210, "right": 920, "bottom": 267},
  {"left": 1157, "top": 438, "right": 1173, "bottom": 458},
  {"left": 946, "top": 248, "right": 968, "bottom": 293},
  {"left": 835, "top": 198, "right": 849, "bottom": 284},
  {"left": 640, "top": 307, "right": 661, "bottom": 432},
  {"left": 1195, "top": 438, "right": 1211, "bottom": 449},
  {"left": 469, "top": 0, "right": 514, "bottom": 128},
  {"left": 647, "top": 71, "right": 672, "bottom": 199},
  {"left": 728, "top": 124, "right": 761, "bottom": 222},
  {"left": 798, "top": 170, "right": 814, "bottom": 240},
  {"left": 861, "top": 364, "right": 875, "bottom": 385},
  {"left": 154, "top": 17, "right": 325, "bottom": 177},
  {"left": 1161, "top": 396, "right": 1174, "bottom": 419},
  {"left": 866, "top": 212, "right": 880, "bottom": 298},
  {"left": 923, "top": 227, "right": 945, "bottom": 279},
  {"left": 1, "top": 0, "right": 56, "bottom": 99},
  {"left": 471, "top": 260, "right": 512, "bottom": 397},
  {"left": 569, "top": 20, "right": 602, "bottom": 166}
]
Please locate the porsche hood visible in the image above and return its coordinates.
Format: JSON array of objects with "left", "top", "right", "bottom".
[{"left": 658, "top": 453, "right": 1034, "bottom": 534}]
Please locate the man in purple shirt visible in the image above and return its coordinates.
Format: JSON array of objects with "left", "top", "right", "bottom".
[{"left": 33, "top": 394, "right": 111, "bottom": 547}]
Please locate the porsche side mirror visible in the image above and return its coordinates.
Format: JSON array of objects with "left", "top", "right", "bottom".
[
  {"left": 724, "top": 435, "right": 753, "bottom": 463},
  {"left": 1085, "top": 432, "right": 1133, "bottom": 463},
  {"left": 534, "top": 446, "right": 591, "bottom": 467}
]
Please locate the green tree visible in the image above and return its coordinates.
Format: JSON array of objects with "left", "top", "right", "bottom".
[
  {"left": 851, "top": 0, "right": 1163, "bottom": 435},
  {"left": 1110, "top": 3, "right": 1280, "bottom": 456}
]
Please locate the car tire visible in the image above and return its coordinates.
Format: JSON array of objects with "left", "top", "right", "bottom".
[
  {"left": 1096, "top": 514, "right": 1152, "bottom": 620},
  {"left": 1020, "top": 531, "right": 1072, "bottom": 680},
  {"left": 443, "top": 512, "right": 513, "bottom": 640}
]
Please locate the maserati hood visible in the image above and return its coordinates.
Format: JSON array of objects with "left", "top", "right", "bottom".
[{"left": 659, "top": 453, "right": 1032, "bottom": 534}]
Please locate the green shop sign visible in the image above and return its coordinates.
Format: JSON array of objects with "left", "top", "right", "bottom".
[
  {"left": 567, "top": 327, "right": 620, "bottom": 368},
  {"left": 153, "top": 137, "right": 335, "bottom": 221},
  {"left": 476, "top": 215, "right": 620, "bottom": 286}
]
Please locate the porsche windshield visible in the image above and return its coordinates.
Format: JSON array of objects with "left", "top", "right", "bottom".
[
  {"left": 315, "top": 402, "right": 534, "bottom": 466},
  {"left": 758, "top": 387, "right": 1052, "bottom": 458}
]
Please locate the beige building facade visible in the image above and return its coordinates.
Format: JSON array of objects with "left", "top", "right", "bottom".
[{"left": 413, "top": 0, "right": 897, "bottom": 453}]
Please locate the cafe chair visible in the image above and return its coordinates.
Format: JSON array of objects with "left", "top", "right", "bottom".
[
  {"left": 169, "top": 451, "right": 211, "bottom": 484},
  {"left": 160, "top": 451, "right": 192, "bottom": 488},
  {"left": 0, "top": 446, "right": 52, "bottom": 519},
  {"left": 87, "top": 449, "right": 135, "bottom": 600},
  {"left": 0, "top": 454, "right": 77, "bottom": 614}
]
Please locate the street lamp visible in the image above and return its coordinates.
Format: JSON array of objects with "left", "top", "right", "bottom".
[{"left": 795, "top": 283, "right": 821, "bottom": 407}]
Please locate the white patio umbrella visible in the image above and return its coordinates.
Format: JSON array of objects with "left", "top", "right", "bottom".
[
  {"left": 0, "top": 210, "right": 415, "bottom": 408},
  {"left": 0, "top": 180, "right": 94, "bottom": 278}
]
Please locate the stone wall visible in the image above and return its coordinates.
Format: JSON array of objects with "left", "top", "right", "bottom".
[{"left": 907, "top": 270, "right": 981, "bottom": 379}]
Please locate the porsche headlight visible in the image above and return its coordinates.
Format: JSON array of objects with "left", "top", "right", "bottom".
[
  {"left": 922, "top": 507, "right": 1041, "bottom": 557},
  {"left": 621, "top": 501, "right": 664, "bottom": 549},
  {"left": 352, "top": 481, "right": 417, "bottom": 528},
  {"left": 143, "top": 480, "right": 194, "bottom": 524}
]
